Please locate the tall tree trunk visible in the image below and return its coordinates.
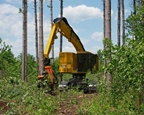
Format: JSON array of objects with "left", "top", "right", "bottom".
[
  {"left": 117, "top": 0, "right": 121, "bottom": 46},
  {"left": 34, "top": 0, "right": 39, "bottom": 75},
  {"left": 103, "top": 0, "right": 106, "bottom": 38},
  {"left": 39, "top": 0, "right": 44, "bottom": 75},
  {"left": 103, "top": 0, "right": 107, "bottom": 68},
  {"left": 60, "top": 0, "right": 63, "bottom": 53},
  {"left": 22, "top": 0, "right": 27, "bottom": 81},
  {"left": 50, "top": 0, "right": 54, "bottom": 64},
  {"left": 133, "top": 0, "right": 137, "bottom": 39},
  {"left": 122, "top": 0, "right": 125, "bottom": 45},
  {"left": 105, "top": 0, "right": 112, "bottom": 87},
  {"left": 105, "top": 0, "right": 111, "bottom": 44},
  {"left": 133, "top": 0, "right": 136, "bottom": 14},
  {"left": 60, "top": 0, "right": 63, "bottom": 81}
]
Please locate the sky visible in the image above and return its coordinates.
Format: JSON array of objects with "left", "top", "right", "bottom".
[{"left": 0, "top": 0, "right": 132, "bottom": 58}]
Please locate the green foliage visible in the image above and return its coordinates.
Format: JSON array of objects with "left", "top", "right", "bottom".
[
  {"left": 0, "top": 78, "right": 56, "bottom": 115},
  {"left": 0, "top": 38, "right": 37, "bottom": 83},
  {"left": 91, "top": 6, "right": 144, "bottom": 114},
  {"left": 0, "top": 38, "right": 15, "bottom": 72},
  {"left": 10, "top": 53, "right": 37, "bottom": 82},
  {"left": 109, "top": 6, "right": 144, "bottom": 111},
  {"left": 77, "top": 91, "right": 143, "bottom": 115},
  {"left": 51, "top": 57, "right": 60, "bottom": 77},
  {"left": 101, "top": 38, "right": 144, "bottom": 113},
  {"left": 126, "top": 6, "right": 144, "bottom": 40}
]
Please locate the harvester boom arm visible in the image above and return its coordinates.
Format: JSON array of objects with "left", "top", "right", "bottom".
[{"left": 44, "top": 17, "right": 85, "bottom": 59}]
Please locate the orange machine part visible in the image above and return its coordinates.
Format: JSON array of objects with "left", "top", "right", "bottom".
[
  {"left": 44, "top": 66, "right": 54, "bottom": 86},
  {"left": 38, "top": 75, "right": 45, "bottom": 79},
  {"left": 37, "top": 66, "right": 55, "bottom": 90}
]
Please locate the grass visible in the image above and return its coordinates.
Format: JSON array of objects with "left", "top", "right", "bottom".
[
  {"left": 1, "top": 72, "right": 144, "bottom": 115},
  {"left": 0, "top": 72, "right": 100, "bottom": 115},
  {"left": 0, "top": 77, "right": 94, "bottom": 115}
]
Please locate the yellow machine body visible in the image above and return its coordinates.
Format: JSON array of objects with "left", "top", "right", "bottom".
[
  {"left": 44, "top": 17, "right": 98, "bottom": 75},
  {"left": 59, "top": 52, "right": 98, "bottom": 74},
  {"left": 59, "top": 52, "right": 77, "bottom": 73}
]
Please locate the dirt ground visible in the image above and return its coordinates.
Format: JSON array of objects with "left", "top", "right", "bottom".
[
  {"left": 57, "top": 93, "right": 96, "bottom": 115},
  {"left": 0, "top": 101, "right": 10, "bottom": 115},
  {"left": 0, "top": 93, "right": 96, "bottom": 115}
]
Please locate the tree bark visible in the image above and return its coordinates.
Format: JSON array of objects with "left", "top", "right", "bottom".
[
  {"left": 22, "top": 0, "right": 27, "bottom": 81},
  {"left": 50, "top": 0, "right": 54, "bottom": 64},
  {"left": 105, "top": 0, "right": 111, "bottom": 40},
  {"left": 105, "top": 0, "right": 112, "bottom": 87},
  {"left": 60, "top": 0, "right": 63, "bottom": 53},
  {"left": 60, "top": 0, "right": 63, "bottom": 81},
  {"left": 103, "top": 0, "right": 107, "bottom": 68},
  {"left": 133, "top": 0, "right": 136, "bottom": 14},
  {"left": 117, "top": 0, "right": 121, "bottom": 46},
  {"left": 39, "top": 0, "right": 44, "bottom": 75},
  {"left": 103, "top": 0, "right": 106, "bottom": 38},
  {"left": 34, "top": 0, "right": 39, "bottom": 75},
  {"left": 122, "top": 0, "right": 125, "bottom": 45}
]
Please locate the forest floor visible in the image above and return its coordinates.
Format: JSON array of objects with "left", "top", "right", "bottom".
[
  {"left": 0, "top": 92, "right": 97, "bottom": 115},
  {"left": 0, "top": 73, "right": 98, "bottom": 115},
  {"left": 0, "top": 101, "right": 11, "bottom": 114},
  {"left": 56, "top": 93, "right": 96, "bottom": 115}
]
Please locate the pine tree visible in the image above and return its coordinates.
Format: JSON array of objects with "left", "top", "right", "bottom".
[
  {"left": 105, "top": 0, "right": 112, "bottom": 87},
  {"left": 39, "top": 0, "right": 44, "bottom": 75},
  {"left": 34, "top": 0, "right": 39, "bottom": 75},
  {"left": 59, "top": 0, "right": 63, "bottom": 81},
  {"left": 122, "top": 0, "right": 125, "bottom": 45},
  {"left": 22, "top": 0, "right": 27, "bottom": 81},
  {"left": 50, "top": 0, "right": 54, "bottom": 64},
  {"left": 117, "top": 0, "right": 121, "bottom": 46}
]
